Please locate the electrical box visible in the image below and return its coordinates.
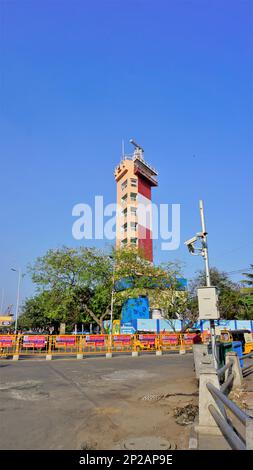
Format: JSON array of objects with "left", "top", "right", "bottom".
[{"left": 197, "top": 286, "right": 220, "bottom": 320}]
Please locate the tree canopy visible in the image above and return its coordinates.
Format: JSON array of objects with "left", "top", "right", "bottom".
[{"left": 18, "top": 248, "right": 253, "bottom": 333}]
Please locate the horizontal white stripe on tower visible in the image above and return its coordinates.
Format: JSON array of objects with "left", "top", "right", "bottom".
[{"left": 137, "top": 193, "right": 152, "bottom": 231}]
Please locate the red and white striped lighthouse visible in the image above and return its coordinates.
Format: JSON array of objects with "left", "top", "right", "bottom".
[{"left": 114, "top": 140, "right": 158, "bottom": 262}]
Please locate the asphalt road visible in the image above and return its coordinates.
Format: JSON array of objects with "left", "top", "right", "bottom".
[{"left": 0, "top": 354, "right": 196, "bottom": 450}]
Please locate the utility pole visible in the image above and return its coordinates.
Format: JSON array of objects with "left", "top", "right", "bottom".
[
  {"left": 11, "top": 268, "right": 21, "bottom": 334},
  {"left": 110, "top": 265, "right": 115, "bottom": 335},
  {"left": 0, "top": 288, "right": 4, "bottom": 314},
  {"left": 199, "top": 200, "right": 217, "bottom": 368}
]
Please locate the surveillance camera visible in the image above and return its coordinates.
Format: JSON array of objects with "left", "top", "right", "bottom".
[
  {"left": 196, "top": 231, "right": 208, "bottom": 238},
  {"left": 184, "top": 236, "right": 198, "bottom": 246}
]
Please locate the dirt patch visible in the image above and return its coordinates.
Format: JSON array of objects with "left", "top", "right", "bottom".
[
  {"left": 0, "top": 380, "right": 49, "bottom": 401},
  {"left": 173, "top": 404, "right": 198, "bottom": 425},
  {"left": 77, "top": 384, "right": 199, "bottom": 450}
]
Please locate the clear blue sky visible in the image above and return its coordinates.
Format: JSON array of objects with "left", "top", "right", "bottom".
[{"left": 0, "top": 0, "right": 252, "bottom": 313}]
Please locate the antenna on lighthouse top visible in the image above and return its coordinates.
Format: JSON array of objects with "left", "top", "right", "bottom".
[
  {"left": 129, "top": 139, "right": 144, "bottom": 152},
  {"left": 130, "top": 138, "right": 144, "bottom": 161},
  {"left": 121, "top": 139, "right": 125, "bottom": 158}
]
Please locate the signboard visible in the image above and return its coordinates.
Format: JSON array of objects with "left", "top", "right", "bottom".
[
  {"left": 23, "top": 335, "right": 46, "bottom": 348},
  {"left": 112, "top": 320, "right": 121, "bottom": 334},
  {"left": 160, "top": 334, "right": 179, "bottom": 346},
  {"left": 244, "top": 333, "right": 253, "bottom": 344},
  {"left": 138, "top": 334, "right": 156, "bottom": 345},
  {"left": 55, "top": 335, "right": 76, "bottom": 347},
  {"left": 0, "top": 335, "right": 14, "bottom": 348},
  {"left": 197, "top": 287, "right": 220, "bottom": 319},
  {"left": 236, "top": 320, "right": 252, "bottom": 331},
  {"left": 85, "top": 335, "right": 106, "bottom": 346},
  {"left": 182, "top": 333, "right": 195, "bottom": 345},
  {"left": 159, "top": 319, "right": 182, "bottom": 331},
  {"left": 113, "top": 334, "right": 132, "bottom": 345},
  {"left": 0, "top": 316, "right": 13, "bottom": 325}
]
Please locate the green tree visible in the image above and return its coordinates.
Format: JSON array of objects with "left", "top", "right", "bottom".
[
  {"left": 27, "top": 246, "right": 114, "bottom": 332},
  {"left": 24, "top": 245, "right": 191, "bottom": 333},
  {"left": 18, "top": 291, "right": 60, "bottom": 330},
  {"left": 239, "top": 265, "right": 253, "bottom": 318},
  {"left": 189, "top": 267, "right": 249, "bottom": 320},
  {"left": 113, "top": 248, "right": 190, "bottom": 329},
  {"left": 241, "top": 265, "right": 253, "bottom": 287}
]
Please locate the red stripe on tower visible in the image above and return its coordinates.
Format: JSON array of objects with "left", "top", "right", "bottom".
[
  {"left": 138, "top": 176, "right": 153, "bottom": 262},
  {"left": 138, "top": 177, "right": 151, "bottom": 200}
]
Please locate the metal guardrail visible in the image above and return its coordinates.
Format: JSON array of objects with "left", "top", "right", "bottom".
[
  {"left": 216, "top": 360, "right": 233, "bottom": 378},
  {"left": 199, "top": 353, "right": 253, "bottom": 450},
  {"left": 220, "top": 372, "right": 235, "bottom": 394},
  {"left": 242, "top": 352, "right": 253, "bottom": 360},
  {"left": 207, "top": 382, "right": 248, "bottom": 425},
  {"left": 208, "top": 403, "right": 246, "bottom": 450}
]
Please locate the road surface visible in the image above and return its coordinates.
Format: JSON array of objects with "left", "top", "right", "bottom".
[{"left": 0, "top": 353, "right": 197, "bottom": 450}]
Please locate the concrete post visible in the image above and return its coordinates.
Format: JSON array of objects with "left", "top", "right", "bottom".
[
  {"left": 46, "top": 335, "right": 52, "bottom": 360},
  {"left": 132, "top": 351, "right": 139, "bottom": 357},
  {"left": 106, "top": 352, "right": 112, "bottom": 358},
  {"left": 192, "top": 343, "right": 213, "bottom": 379},
  {"left": 13, "top": 335, "right": 20, "bottom": 360},
  {"left": 246, "top": 417, "right": 253, "bottom": 450},
  {"left": 156, "top": 350, "right": 162, "bottom": 356},
  {"left": 179, "top": 347, "right": 186, "bottom": 355},
  {"left": 225, "top": 352, "right": 243, "bottom": 388},
  {"left": 179, "top": 334, "right": 186, "bottom": 355},
  {"left": 195, "top": 364, "right": 223, "bottom": 436},
  {"left": 77, "top": 354, "right": 84, "bottom": 360}
]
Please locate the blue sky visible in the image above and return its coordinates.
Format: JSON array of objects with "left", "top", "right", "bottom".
[{"left": 0, "top": 0, "right": 252, "bottom": 313}]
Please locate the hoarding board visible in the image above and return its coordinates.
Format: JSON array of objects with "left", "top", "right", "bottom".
[
  {"left": 55, "top": 335, "right": 76, "bottom": 347},
  {"left": 0, "top": 335, "right": 14, "bottom": 348},
  {"left": 23, "top": 335, "right": 46, "bottom": 348},
  {"left": 85, "top": 335, "right": 106, "bottom": 345}
]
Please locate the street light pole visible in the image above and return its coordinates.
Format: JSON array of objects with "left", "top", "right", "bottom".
[
  {"left": 199, "top": 200, "right": 210, "bottom": 287},
  {"left": 110, "top": 264, "right": 115, "bottom": 335},
  {"left": 11, "top": 268, "right": 21, "bottom": 334},
  {"left": 199, "top": 200, "right": 217, "bottom": 368},
  {"left": 0, "top": 288, "right": 4, "bottom": 314}
]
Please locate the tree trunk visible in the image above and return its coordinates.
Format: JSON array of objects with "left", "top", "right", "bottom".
[{"left": 84, "top": 306, "right": 110, "bottom": 334}]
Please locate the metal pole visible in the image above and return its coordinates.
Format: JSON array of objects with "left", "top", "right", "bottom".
[
  {"left": 0, "top": 288, "right": 4, "bottom": 314},
  {"left": 199, "top": 200, "right": 217, "bottom": 368},
  {"left": 15, "top": 269, "right": 21, "bottom": 334},
  {"left": 110, "top": 267, "right": 115, "bottom": 335},
  {"left": 199, "top": 200, "right": 210, "bottom": 286}
]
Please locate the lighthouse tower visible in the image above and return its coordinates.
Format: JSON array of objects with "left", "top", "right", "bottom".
[{"left": 114, "top": 140, "right": 158, "bottom": 262}]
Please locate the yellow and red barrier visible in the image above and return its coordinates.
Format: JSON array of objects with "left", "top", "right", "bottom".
[{"left": 0, "top": 332, "right": 203, "bottom": 359}]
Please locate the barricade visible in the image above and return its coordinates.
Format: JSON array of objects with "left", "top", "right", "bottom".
[
  {"left": 0, "top": 332, "right": 195, "bottom": 359},
  {"left": 181, "top": 333, "right": 195, "bottom": 349},
  {"left": 159, "top": 333, "right": 180, "bottom": 352},
  {"left": 0, "top": 335, "right": 17, "bottom": 357},
  {"left": 111, "top": 334, "right": 133, "bottom": 353},
  {"left": 134, "top": 333, "right": 157, "bottom": 352},
  {"left": 20, "top": 334, "right": 48, "bottom": 356}
]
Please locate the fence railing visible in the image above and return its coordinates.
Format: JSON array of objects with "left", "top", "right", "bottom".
[
  {"left": 197, "top": 351, "right": 253, "bottom": 450},
  {"left": 0, "top": 332, "right": 195, "bottom": 359}
]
